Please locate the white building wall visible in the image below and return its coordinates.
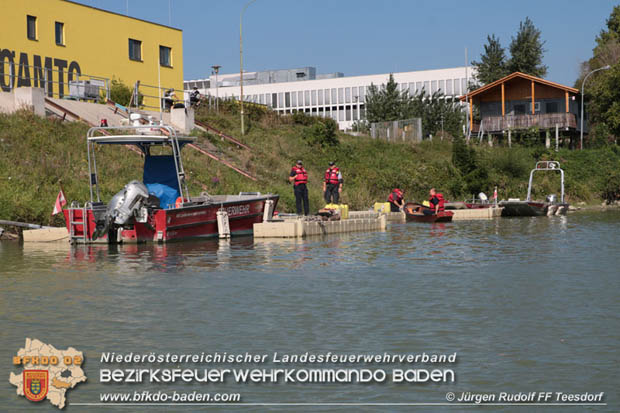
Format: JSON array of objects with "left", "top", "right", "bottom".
[{"left": 193, "top": 66, "right": 473, "bottom": 130}]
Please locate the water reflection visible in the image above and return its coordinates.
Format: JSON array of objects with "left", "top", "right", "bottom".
[{"left": 5, "top": 211, "right": 620, "bottom": 277}]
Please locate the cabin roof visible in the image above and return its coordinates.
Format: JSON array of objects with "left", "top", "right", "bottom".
[{"left": 459, "top": 72, "right": 579, "bottom": 101}]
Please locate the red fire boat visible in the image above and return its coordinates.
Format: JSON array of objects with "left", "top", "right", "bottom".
[{"left": 62, "top": 124, "right": 278, "bottom": 244}]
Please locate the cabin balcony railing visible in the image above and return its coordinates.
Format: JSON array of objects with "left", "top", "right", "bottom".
[{"left": 481, "top": 113, "right": 578, "bottom": 132}]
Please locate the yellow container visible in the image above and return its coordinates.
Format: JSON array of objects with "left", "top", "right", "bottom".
[
  {"left": 324, "top": 204, "right": 349, "bottom": 219},
  {"left": 374, "top": 202, "right": 391, "bottom": 213}
]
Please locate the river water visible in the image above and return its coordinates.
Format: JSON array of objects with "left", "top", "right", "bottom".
[{"left": 1, "top": 211, "right": 619, "bottom": 412}]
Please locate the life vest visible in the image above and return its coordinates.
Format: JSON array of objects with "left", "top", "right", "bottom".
[
  {"left": 429, "top": 193, "right": 445, "bottom": 212},
  {"left": 324, "top": 167, "right": 340, "bottom": 185},
  {"left": 388, "top": 189, "right": 403, "bottom": 203},
  {"left": 292, "top": 166, "right": 308, "bottom": 185}
]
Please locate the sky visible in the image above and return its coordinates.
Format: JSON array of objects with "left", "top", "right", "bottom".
[{"left": 78, "top": 0, "right": 617, "bottom": 86}]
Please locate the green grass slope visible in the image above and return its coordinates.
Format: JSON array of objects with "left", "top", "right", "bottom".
[{"left": 0, "top": 109, "right": 619, "bottom": 227}]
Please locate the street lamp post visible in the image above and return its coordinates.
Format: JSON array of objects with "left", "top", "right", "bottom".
[
  {"left": 580, "top": 65, "right": 611, "bottom": 150},
  {"left": 240, "top": 0, "right": 257, "bottom": 136},
  {"left": 211, "top": 65, "right": 221, "bottom": 113}
]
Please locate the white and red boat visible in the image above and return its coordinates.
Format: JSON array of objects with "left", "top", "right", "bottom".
[
  {"left": 63, "top": 124, "right": 278, "bottom": 244},
  {"left": 499, "top": 161, "right": 569, "bottom": 217}
]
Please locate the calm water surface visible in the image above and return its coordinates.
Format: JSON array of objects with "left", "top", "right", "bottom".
[{"left": 1, "top": 211, "right": 619, "bottom": 412}]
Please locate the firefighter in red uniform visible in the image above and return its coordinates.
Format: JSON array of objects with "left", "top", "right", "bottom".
[
  {"left": 322, "top": 161, "right": 343, "bottom": 204},
  {"left": 426, "top": 188, "right": 445, "bottom": 215},
  {"left": 388, "top": 188, "right": 405, "bottom": 212},
  {"left": 289, "top": 160, "right": 310, "bottom": 215}
]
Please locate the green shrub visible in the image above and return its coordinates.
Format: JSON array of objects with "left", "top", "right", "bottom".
[
  {"left": 302, "top": 118, "right": 339, "bottom": 148},
  {"left": 109, "top": 78, "right": 142, "bottom": 107}
]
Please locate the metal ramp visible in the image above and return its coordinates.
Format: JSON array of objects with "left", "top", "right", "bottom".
[{"left": 194, "top": 119, "right": 252, "bottom": 151}]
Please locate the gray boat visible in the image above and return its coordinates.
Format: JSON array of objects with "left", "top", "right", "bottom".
[{"left": 500, "top": 161, "right": 569, "bottom": 217}]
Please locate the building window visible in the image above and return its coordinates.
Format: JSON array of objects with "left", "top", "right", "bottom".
[
  {"left": 296, "top": 72, "right": 306, "bottom": 79},
  {"left": 27, "top": 15, "right": 37, "bottom": 40},
  {"left": 311, "top": 90, "right": 317, "bottom": 106},
  {"left": 304, "top": 90, "right": 310, "bottom": 106},
  {"left": 159, "top": 46, "right": 172, "bottom": 67},
  {"left": 272, "top": 93, "right": 277, "bottom": 107},
  {"left": 338, "top": 88, "right": 344, "bottom": 104},
  {"left": 514, "top": 104, "right": 526, "bottom": 115},
  {"left": 345, "top": 87, "right": 351, "bottom": 103},
  {"left": 324, "top": 89, "right": 330, "bottom": 105},
  {"left": 359, "top": 86, "right": 365, "bottom": 103},
  {"left": 431, "top": 80, "right": 437, "bottom": 94},
  {"left": 408, "top": 82, "right": 415, "bottom": 95},
  {"left": 278, "top": 92, "right": 284, "bottom": 108},
  {"left": 55, "top": 22, "right": 64, "bottom": 45},
  {"left": 438, "top": 80, "right": 445, "bottom": 93},
  {"left": 291, "top": 91, "right": 297, "bottom": 107},
  {"left": 461, "top": 78, "right": 467, "bottom": 94},
  {"left": 445, "top": 79, "right": 452, "bottom": 95},
  {"left": 423, "top": 81, "right": 430, "bottom": 93},
  {"left": 318, "top": 89, "right": 323, "bottom": 105},
  {"left": 546, "top": 102, "right": 558, "bottom": 113},
  {"left": 129, "top": 39, "right": 142, "bottom": 61}
]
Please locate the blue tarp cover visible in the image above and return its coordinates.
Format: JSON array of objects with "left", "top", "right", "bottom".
[{"left": 143, "top": 155, "right": 180, "bottom": 209}]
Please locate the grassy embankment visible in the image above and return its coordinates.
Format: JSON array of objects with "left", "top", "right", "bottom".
[{"left": 0, "top": 108, "right": 619, "bottom": 227}]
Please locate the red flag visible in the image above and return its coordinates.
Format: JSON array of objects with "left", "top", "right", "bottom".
[
  {"left": 493, "top": 187, "right": 498, "bottom": 200},
  {"left": 52, "top": 190, "right": 67, "bottom": 215}
]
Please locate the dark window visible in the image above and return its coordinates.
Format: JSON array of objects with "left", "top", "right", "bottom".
[
  {"left": 514, "top": 104, "right": 526, "bottom": 115},
  {"left": 129, "top": 39, "right": 142, "bottom": 61},
  {"left": 546, "top": 102, "right": 558, "bottom": 113},
  {"left": 272, "top": 93, "right": 277, "bottom": 108},
  {"left": 159, "top": 46, "right": 172, "bottom": 67},
  {"left": 27, "top": 15, "right": 37, "bottom": 40},
  {"left": 55, "top": 22, "right": 64, "bottom": 45},
  {"left": 296, "top": 72, "right": 305, "bottom": 78}
]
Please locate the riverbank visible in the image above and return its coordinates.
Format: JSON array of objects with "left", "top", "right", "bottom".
[{"left": 0, "top": 109, "right": 619, "bottom": 229}]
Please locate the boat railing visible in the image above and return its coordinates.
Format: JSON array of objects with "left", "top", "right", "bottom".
[
  {"left": 526, "top": 161, "right": 565, "bottom": 203},
  {"left": 85, "top": 123, "right": 191, "bottom": 205},
  {"left": 86, "top": 124, "right": 179, "bottom": 140}
]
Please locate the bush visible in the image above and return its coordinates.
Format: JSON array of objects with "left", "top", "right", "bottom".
[
  {"left": 452, "top": 135, "right": 476, "bottom": 175},
  {"left": 302, "top": 118, "right": 339, "bottom": 148},
  {"left": 109, "top": 78, "right": 137, "bottom": 107},
  {"left": 602, "top": 171, "right": 620, "bottom": 203},
  {"left": 291, "top": 111, "right": 318, "bottom": 126}
]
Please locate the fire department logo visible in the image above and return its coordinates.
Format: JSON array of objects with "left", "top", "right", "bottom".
[
  {"left": 23, "top": 370, "right": 49, "bottom": 402},
  {"left": 10, "top": 338, "right": 87, "bottom": 409}
]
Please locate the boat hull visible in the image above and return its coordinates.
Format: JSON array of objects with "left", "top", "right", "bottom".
[
  {"left": 404, "top": 203, "right": 454, "bottom": 223},
  {"left": 445, "top": 202, "right": 494, "bottom": 210},
  {"left": 64, "top": 195, "right": 279, "bottom": 243},
  {"left": 499, "top": 200, "right": 569, "bottom": 217}
]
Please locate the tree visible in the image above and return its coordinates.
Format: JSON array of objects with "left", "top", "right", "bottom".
[
  {"left": 365, "top": 75, "right": 464, "bottom": 138},
  {"left": 472, "top": 35, "right": 509, "bottom": 85},
  {"left": 577, "top": 5, "right": 620, "bottom": 142},
  {"left": 507, "top": 17, "right": 547, "bottom": 77},
  {"left": 364, "top": 74, "right": 407, "bottom": 123},
  {"left": 402, "top": 90, "right": 464, "bottom": 138}
]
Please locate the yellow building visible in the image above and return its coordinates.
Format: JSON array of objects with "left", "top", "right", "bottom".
[{"left": 0, "top": 0, "right": 183, "bottom": 109}]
